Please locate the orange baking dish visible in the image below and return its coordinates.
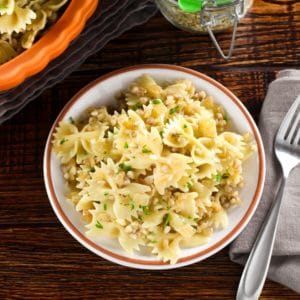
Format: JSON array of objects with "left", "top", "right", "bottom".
[{"left": 0, "top": 0, "right": 99, "bottom": 91}]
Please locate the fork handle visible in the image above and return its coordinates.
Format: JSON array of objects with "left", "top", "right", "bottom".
[{"left": 236, "top": 177, "right": 286, "bottom": 300}]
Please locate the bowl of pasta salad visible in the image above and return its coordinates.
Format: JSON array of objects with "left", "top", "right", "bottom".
[
  {"left": 0, "top": 0, "right": 98, "bottom": 91},
  {"left": 44, "top": 64, "right": 265, "bottom": 269}
]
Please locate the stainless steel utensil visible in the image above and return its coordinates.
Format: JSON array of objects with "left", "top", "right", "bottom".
[{"left": 236, "top": 95, "right": 300, "bottom": 300}]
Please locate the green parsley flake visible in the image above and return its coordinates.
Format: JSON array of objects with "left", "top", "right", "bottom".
[
  {"left": 152, "top": 99, "right": 161, "bottom": 105},
  {"left": 169, "top": 106, "right": 179, "bottom": 115},
  {"left": 104, "top": 191, "right": 109, "bottom": 196},
  {"left": 186, "top": 181, "right": 193, "bottom": 189},
  {"left": 60, "top": 138, "right": 67, "bottom": 145},
  {"left": 183, "top": 124, "right": 188, "bottom": 129},
  {"left": 223, "top": 112, "right": 230, "bottom": 122},
  {"left": 119, "top": 163, "right": 132, "bottom": 172},
  {"left": 214, "top": 171, "right": 230, "bottom": 183},
  {"left": 69, "top": 116, "right": 75, "bottom": 124},
  {"left": 95, "top": 221, "right": 103, "bottom": 229},
  {"left": 163, "top": 213, "right": 171, "bottom": 227},
  {"left": 142, "top": 145, "right": 152, "bottom": 154},
  {"left": 214, "top": 172, "right": 223, "bottom": 184},
  {"left": 159, "top": 131, "right": 164, "bottom": 137},
  {"left": 124, "top": 142, "right": 129, "bottom": 149},
  {"left": 149, "top": 240, "right": 157, "bottom": 244},
  {"left": 131, "top": 103, "right": 142, "bottom": 111},
  {"left": 103, "top": 203, "right": 107, "bottom": 211},
  {"left": 129, "top": 198, "right": 135, "bottom": 210},
  {"left": 90, "top": 167, "right": 95, "bottom": 173},
  {"left": 141, "top": 205, "right": 150, "bottom": 215}
]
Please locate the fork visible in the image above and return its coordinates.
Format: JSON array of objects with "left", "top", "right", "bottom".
[{"left": 236, "top": 95, "right": 300, "bottom": 300}]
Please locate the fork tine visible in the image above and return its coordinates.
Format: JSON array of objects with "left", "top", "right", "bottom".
[
  {"left": 293, "top": 127, "right": 300, "bottom": 145},
  {"left": 277, "top": 95, "right": 300, "bottom": 140},
  {"left": 286, "top": 113, "right": 300, "bottom": 143}
]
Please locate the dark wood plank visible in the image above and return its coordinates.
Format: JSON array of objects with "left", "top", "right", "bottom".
[
  {"left": 1, "top": 0, "right": 299, "bottom": 298},
  {"left": 0, "top": 227, "right": 297, "bottom": 300}
]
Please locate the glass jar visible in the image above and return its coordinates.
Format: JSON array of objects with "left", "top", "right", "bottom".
[{"left": 155, "top": 0, "right": 253, "bottom": 59}]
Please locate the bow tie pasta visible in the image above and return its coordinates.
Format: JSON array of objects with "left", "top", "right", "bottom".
[
  {"left": 53, "top": 75, "right": 256, "bottom": 264},
  {"left": 0, "top": 0, "right": 68, "bottom": 64}
]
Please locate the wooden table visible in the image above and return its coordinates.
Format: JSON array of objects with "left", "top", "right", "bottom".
[{"left": 1, "top": 0, "right": 299, "bottom": 299}]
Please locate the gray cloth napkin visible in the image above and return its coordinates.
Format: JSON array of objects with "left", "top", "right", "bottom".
[
  {"left": 230, "top": 69, "right": 300, "bottom": 293},
  {"left": 0, "top": 0, "right": 157, "bottom": 124}
]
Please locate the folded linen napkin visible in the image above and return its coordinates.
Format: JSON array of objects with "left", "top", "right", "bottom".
[
  {"left": 230, "top": 69, "right": 300, "bottom": 293},
  {"left": 0, "top": 0, "right": 157, "bottom": 124}
]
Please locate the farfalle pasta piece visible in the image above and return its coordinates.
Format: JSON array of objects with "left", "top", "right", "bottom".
[
  {"left": 0, "top": 4, "right": 36, "bottom": 34},
  {"left": 153, "top": 153, "right": 192, "bottom": 194},
  {"left": 42, "top": 0, "right": 68, "bottom": 12},
  {"left": 21, "top": 9, "right": 47, "bottom": 48},
  {"left": 0, "top": 0, "right": 15, "bottom": 15},
  {"left": 135, "top": 74, "right": 164, "bottom": 99},
  {"left": 180, "top": 234, "right": 210, "bottom": 248},
  {"left": 163, "top": 116, "right": 193, "bottom": 148},
  {"left": 0, "top": 39, "right": 16, "bottom": 63},
  {"left": 174, "top": 192, "right": 198, "bottom": 219},
  {"left": 152, "top": 234, "right": 182, "bottom": 264}
]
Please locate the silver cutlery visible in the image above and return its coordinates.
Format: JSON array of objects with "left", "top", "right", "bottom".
[{"left": 236, "top": 95, "right": 300, "bottom": 300}]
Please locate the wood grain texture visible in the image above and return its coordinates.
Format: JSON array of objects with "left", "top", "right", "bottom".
[{"left": 0, "top": 0, "right": 299, "bottom": 298}]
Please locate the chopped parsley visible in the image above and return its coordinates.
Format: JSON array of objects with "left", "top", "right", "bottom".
[
  {"left": 137, "top": 214, "right": 143, "bottom": 221},
  {"left": 104, "top": 191, "right": 109, "bottom": 196},
  {"left": 214, "top": 171, "right": 230, "bottom": 183},
  {"left": 223, "top": 112, "right": 230, "bottom": 122},
  {"left": 129, "top": 197, "right": 135, "bottom": 210},
  {"left": 186, "top": 181, "right": 193, "bottom": 190},
  {"left": 103, "top": 203, "right": 107, "bottom": 211},
  {"left": 214, "top": 172, "right": 223, "bottom": 184},
  {"left": 69, "top": 116, "right": 75, "bottom": 124},
  {"left": 158, "top": 197, "right": 166, "bottom": 205},
  {"left": 163, "top": 213, "right": 171, "bottom": 227},
  {"left": 183, "top": 124, "right": 188, "bottom": 129},
  {"left": 149, "top": 240, "right": 157, "bottom": 244},
  {"left": 124, "top": 142, "right": 129, "bottom": 149},
  {"left": 142, "top": 145, "right": 152, "bottom": 154},
  {"left": 159, "top": 130, "right": 164, "bottom": 137},
  {"left": 131, "top": 103, "right": 142, "bottom": 111},
  {"left": 169, "top": 106, "right": 179, "bottom": 115},
  {"left": 152, "top": 99, "right": 161, "bottom": 105},
  {"left": 59, "top": 138, "right": 67, "bottom": 145},
  {"left": 90, "top": 167, "right": 95, "bottom": 173},
  {"left": 119, "top": 163, "right": 132, "bottom": 172},
  {"left": 141, "top": 205, "right": 150, "bottom": 215},
  {"left": 95, "top": 221, "right": 103, "bottom": 229}
]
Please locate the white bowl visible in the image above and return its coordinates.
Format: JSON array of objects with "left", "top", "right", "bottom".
[{"left": 44, "top": 64, "right": 265, "bottom": 269}]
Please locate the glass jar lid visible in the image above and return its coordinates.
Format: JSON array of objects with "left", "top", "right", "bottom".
[{"left": 178, "top": 0, "right": 245, "bottom": 59}]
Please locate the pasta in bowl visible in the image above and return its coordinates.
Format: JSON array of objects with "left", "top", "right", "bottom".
[{"left": 44, "top": 65, "right": 265, "bottom": 269}]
